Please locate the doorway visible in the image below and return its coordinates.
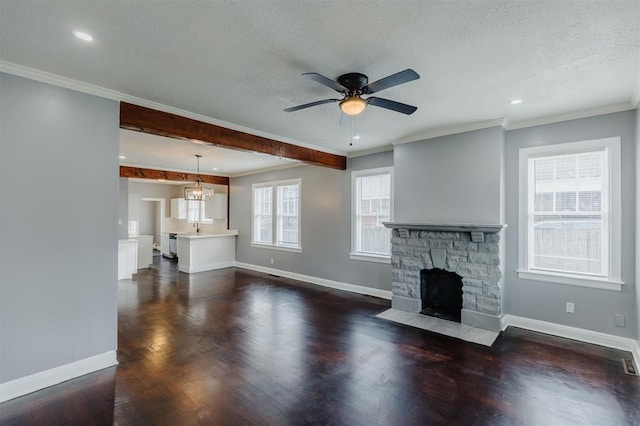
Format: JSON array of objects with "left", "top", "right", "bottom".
[{"left": 140, "top": 198, "right": 165, "bottom": 255}]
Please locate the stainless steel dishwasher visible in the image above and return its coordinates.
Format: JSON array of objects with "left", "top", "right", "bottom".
[{"left": 168, "top": 233, "right": 177, "bottom": 258}]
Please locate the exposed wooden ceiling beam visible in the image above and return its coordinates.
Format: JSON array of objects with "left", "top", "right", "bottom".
[
  {"left": 120, "top": 166, "right": 229, "bottom": 185},
  {"left": 120, "top": 102, "right": 347, "bottom": 170}
]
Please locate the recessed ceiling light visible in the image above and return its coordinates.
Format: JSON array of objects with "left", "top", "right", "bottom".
[
  {"left": 353, "top": 134, "right": 361, "bottom": 140},
  {"left": 212, "top": 167, "right": 218, "bottom": 171},
  {"left": 510, "top": 99, "right": 523, "bottom": 105},
  {"left": 73, "top": 31, "right": 93, "bottom": 42},
  {"left": 119, "top": 155, "right": 126, "bottom": 159}
]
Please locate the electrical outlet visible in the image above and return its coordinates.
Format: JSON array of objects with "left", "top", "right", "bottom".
[
  {"left": 566, "top": 302, "right": 575, "bottom": 314},
  {"left": 270, "top": 258, "right": 274, "bottom": 264},
  {"left": 614, "top": 314, "right": 626, "bottom": 328}
]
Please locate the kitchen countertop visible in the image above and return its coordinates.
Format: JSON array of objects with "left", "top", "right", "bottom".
[{"left": 175, "top": 230, "right": 238, "bottom": 239}]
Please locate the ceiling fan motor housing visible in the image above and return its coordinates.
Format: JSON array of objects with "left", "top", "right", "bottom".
[{"left": 337, "top": 73, "right": 369, "bottom": 93}]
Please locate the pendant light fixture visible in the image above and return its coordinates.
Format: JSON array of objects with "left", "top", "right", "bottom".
[{"left": 184, "top": 155, "right": 213, "bottom": 201}]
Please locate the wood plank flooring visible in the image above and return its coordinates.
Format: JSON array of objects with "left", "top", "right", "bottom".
[{"left": 1, "top": 257, "right": 639, "bottom": 425}]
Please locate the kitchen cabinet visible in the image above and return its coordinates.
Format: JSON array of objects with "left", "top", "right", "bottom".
[
  {"left": 118, "top": 239, "right": 137, "bottom": 280},
  {"left": 205, "top": 193, "right": 228, "bottom": 220},
  {"left": 132, "top": 235, "right": 153, "bottom": 268},
  {"left": 128, "top": 193, "right": 141, "bottom": 235},
  {"left": 171, "top": 198, "right": 188, "bottom": 220},
  {"left": 161, "top": 233, "right": 171, "bottom": 256},
  {"left": 177, "top": 230, "right": 238, "bottom": 273}
]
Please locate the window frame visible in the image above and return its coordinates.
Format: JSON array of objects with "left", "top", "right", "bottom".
[
  {"left": 517, "top": 137, "right": 623, "bottom": 291},
  {"left": 251, "top": 178, "right": 301, "bottom": 253},
  {"left": 350, "top": 166, "right": 393, "bottom": 263}
]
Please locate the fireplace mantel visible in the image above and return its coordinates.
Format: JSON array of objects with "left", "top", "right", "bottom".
[{"left": 383, "top": 222, "right": 506, "bottom": 233}]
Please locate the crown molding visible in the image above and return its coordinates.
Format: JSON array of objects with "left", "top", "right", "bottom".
[
  {"left": 0, "top": 61, "right": 123, "bottom": 100},
  {"left": 506, "top": 102, "right": 636, "bottom": 130},
  {"left": 347, "top": 145, "right": 394, "bottom": 158},
  {"left": 0, "top": 61, "right": 346, "bottom": 157},
  {"left": 391, "top": 119, "right": 506, "bottom": 146},
  {"left": 631, "top": 81, "right": 640, "bottom": 108}
]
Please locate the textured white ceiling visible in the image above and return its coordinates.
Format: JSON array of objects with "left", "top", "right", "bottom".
[{"left": 1, "top": 0, "right": 639, "bottom": 166}]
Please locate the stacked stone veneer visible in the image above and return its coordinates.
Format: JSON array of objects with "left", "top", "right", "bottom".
[{"left": 391, "top": 230, "right": 502, "bottom": 317}]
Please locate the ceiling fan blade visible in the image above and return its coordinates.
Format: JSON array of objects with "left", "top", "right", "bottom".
[
  {"left": 284, "top": 98, "right": 340, "bottom": 112},
  {"left": 363, "top": 69, "right": 420, "bottom": 94},
  {"left": 367, "top": 97, "right": 417, "bottom": 115},
  {"left": 303, "top": 73, "right": 347, "bottom": 92}
]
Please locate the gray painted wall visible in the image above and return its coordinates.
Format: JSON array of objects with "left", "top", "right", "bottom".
[
  {"left": 636, "top": 106, "right": 640, "bottom": 342},
  {"left": 230, "top": 151, "right": 393, "bottom": 291},
  {"left": 139, "top": 200, "right": 158, "bottom": 238},
  {"left": 394, "top": 126, "right": 505, "bottom": 224},
  {"left": 504, "top": 111, "right": 637, "bottom": 339},
  {"left": 127, "top": 181, "right": 184, "bottom": 217},
  {"left": 118, "top": 178, "right": 129, "bottom": 240},
  {"left": 0, "top": 73, "right": 119, "bottom": 382}
]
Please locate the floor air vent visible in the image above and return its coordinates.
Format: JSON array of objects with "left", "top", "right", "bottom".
[{"left": 622, "top": 358, "right": 638, "bottom": 376}]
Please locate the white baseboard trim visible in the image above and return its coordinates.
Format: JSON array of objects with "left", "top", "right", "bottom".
[
  {"left": 502, "top": 314, "right": 640, "bottom": 367},
  {"left": 234, "top": 262, "right": 392, "bottom": 300},
  {"left": 179, "top": 261, "right": 235, "bottom": 273},
  {"left": 0, "top": 350, "right": 118, "bottom": 403}
]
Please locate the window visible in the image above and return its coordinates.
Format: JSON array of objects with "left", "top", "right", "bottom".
[
  {"left": 350, "top": 167, "right": 393, "bottom": 263},
  {"left": 252, "top": 179, "right": 301, "bottom": 251},
  {"left": 187, "top": 200, "right": 213, "bottom": 224},
  {"left": 518, "top": 138, "right": 622, "bottom": 290}
]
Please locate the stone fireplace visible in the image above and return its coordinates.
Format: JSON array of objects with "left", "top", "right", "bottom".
[{"left": 383, "top": 223, "right": 506, "bottom": 332}]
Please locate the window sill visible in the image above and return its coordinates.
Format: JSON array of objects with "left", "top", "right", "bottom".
[
  {"left": 517, "top": 270, "right": 623, "bottom": 291},
  {"left": 349, "top": 252, "right": 391, "bottom": 264},
  {"left": 251, "top": 242, "right": 302, "bottom": 253}
]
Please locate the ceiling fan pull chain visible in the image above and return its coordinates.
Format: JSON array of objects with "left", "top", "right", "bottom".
[{"left": 350, "top": 115, "right": 359, "bottom": 146}]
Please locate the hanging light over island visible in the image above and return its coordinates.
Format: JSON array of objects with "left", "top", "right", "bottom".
[{"left": 184, "top": 154, "right": 213, "bottom": 200}]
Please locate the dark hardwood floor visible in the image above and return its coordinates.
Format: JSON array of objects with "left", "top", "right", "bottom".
[{"left": 2, "top": 257, "right": 639, "bottom": 425}]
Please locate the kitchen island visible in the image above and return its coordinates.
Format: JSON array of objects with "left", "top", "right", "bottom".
[{"left": 176, "top": 230, "right": 238, "bottom": 273}]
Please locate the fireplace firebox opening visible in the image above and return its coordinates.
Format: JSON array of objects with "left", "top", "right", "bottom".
[{"left": 420, "top": 268, "right": 463, "bottom": 322}]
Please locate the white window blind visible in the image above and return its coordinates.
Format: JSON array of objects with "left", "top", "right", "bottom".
[
  {"left": 277, "top": 184, "right": 299, "bottom": 248},
  {"left": 252, "top": 179, "right": 300, "bottom": 250},
  {"left": 529, "top": 150, "right": 607, "bottom": 276},
  {"left": 352, "top": 169, "right": 392, "bottom": 257},
  {"left": 518, "top": 137, "right": 623, "bottom": 291},
  {"left": 253, "top": 186, "right": 273, "bottom": 244}
]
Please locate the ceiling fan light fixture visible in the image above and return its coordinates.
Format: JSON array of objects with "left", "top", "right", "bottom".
[{"left": 340, "top": 96, "right": 367, "bottom": 116}]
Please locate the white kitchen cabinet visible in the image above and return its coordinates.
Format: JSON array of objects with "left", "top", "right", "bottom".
[
  {"left": 177, "top": 230, "right": 238, "bottom": 273},
  {"left": 128, "top": 193, "right": 141, "bottom": 235},
  {"left": 171, "top": 198, "right": 187, "bottom": 220},
  {"left": 132, "top": 235, "right": 153, "bottom": 268},
  {"left": 161, "top": 233, "right": 170, "bottom": 256},
  {"left": 118, "top": 239, "right": 138, "bottom": 280},
  {"left": 205, "top": 193, "right": 227, "bottom": 220}
]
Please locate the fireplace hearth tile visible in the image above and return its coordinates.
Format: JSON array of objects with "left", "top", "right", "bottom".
[{"left": 376, "top": 308, "right": 499, "bottom": 346}]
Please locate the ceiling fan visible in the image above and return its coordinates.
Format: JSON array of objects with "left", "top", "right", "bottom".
[{"left": 284, "top": 69, "right": 420, "bottom": 116}]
